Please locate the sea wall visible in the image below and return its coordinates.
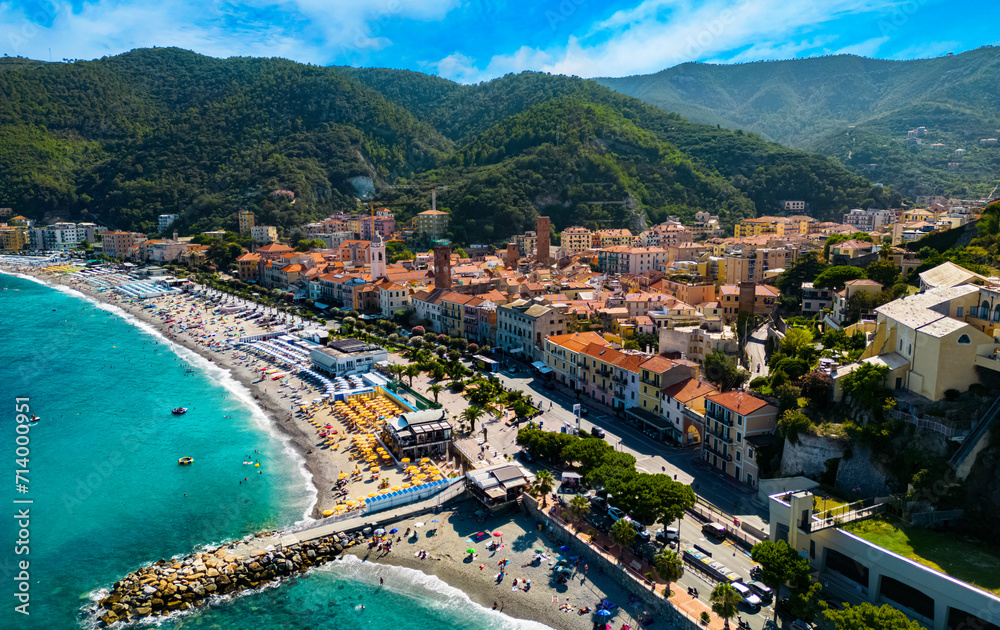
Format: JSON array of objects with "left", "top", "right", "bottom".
[{"left": 95, "top": 529, "right": 367, "bottom": 626}]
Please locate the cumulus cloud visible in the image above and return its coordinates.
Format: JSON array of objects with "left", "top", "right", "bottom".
[
  {"left": 0, "top": 0, "right": 460, "bottom": 63},
  {"left": 436, "top": 0, "right": 897, "bottom": 82}
]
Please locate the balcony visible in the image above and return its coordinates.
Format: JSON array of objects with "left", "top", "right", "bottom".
[
  {"left": 974, "top": 353, "right": 1000, "bottom": 372},
  {"left": 703, "top": 442, "right": 733, "bottom": 462},
  {"left": 706, "top": 411, "right": 734, "bottom": 427},
  {"left": 707, "top": 425, "right": 733, "bottom": 443}
]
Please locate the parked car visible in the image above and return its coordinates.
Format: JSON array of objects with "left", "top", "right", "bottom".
[
  {"left": 747, "top": 581, "right": 773, "bottom": 602},
  {"left": 589, "top": 496, "right": 609, "bottom": 513},
  {"left": 655, "top": 527, "right": 679, "bottom": 544},
  {"left": 518, "top": 449, "right": 534, "bottom": 462},
  {"left": 731, "top": 582, "right": 762, "bottom": 611},
  {"left": 790, "top": 620, "right": 812, "bottom": 630},
  {"left": 625, "top": 517, "right": 651, "bottom": 541},
  {"left": 608, "top": 507, "right": 625, "bottom": 522},
  {"left": 590, "top": 426, "right": 606, "bottom": 439}
]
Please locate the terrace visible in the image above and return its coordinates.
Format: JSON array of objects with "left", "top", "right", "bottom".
[{"left": 845, "top": 516, "right": 1000, "bottom": 596}]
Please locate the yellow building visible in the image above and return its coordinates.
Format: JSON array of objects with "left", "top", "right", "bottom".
[
  {"left": 733, "top": 216, "right": 812, "bottom": 238},
  {"left": 591, "top": 229, "right": 633, "bottom": 248},
  {"left": 853, "top": 279, "right": 998, "bottom": 402},
  {"left": 561, "top": 226, "right": 592, "bottom": 255},
  {"left": 238, "top": 209, "right": 255, "bottom": 234},
  {"left": 0, "top": 226, "right": 27, "bottom": 251}
]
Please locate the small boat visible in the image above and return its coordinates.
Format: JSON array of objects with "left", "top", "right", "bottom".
[
  {"left": 172, "top": 407, "right": 188, "bottom": 415},
  {"left": 178, "top": 457, "right": 193, "bottom": 465}
]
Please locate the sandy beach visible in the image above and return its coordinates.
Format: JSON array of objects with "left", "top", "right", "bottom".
[{"left": 341, "top": 502, "right": 653, "bottom": 630}]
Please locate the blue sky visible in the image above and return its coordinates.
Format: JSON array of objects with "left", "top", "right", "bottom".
[{"left": 1, "top": 0, "right": 997, "bottom": 82}]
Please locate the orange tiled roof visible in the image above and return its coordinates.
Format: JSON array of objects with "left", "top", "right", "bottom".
[{"left": 706, "top": 391, "right": 771, "bottom": 415}]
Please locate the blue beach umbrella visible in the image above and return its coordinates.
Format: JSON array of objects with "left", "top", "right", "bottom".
[{"left": 597, "top": 610, "right": 612, "bottom": 617}]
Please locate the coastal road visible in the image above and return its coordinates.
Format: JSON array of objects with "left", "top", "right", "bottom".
[{"left": 489, "top": 367, "right": 768, "bottom": 527}]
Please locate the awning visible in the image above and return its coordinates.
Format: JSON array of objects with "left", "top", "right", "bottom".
[
  {"left": 537, "top": 366, "right": 553, "bottom": 374},
  {"left": 314, "top": 302, "right": 329, "bottom": 310},
  {"left": 509, "top": 347, "right": 524, "bottom": 354},
  {"left": 532, "top": 361, "right": 546, "bottom": 369}
]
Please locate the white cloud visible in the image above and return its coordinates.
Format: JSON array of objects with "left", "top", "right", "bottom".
[
  {"left": 439, "top": 0, "right": 895, "bottom": 82},
  {"left": 0, "top": 0, "right": 461, "bottom": 64},
  {"left": 889, "top": 40, "right": 962, "bottom": 60}
]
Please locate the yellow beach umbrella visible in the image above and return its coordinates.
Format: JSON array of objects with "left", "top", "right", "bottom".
[
  {"left": 420, "top": 457, "right": 430, "bottom": 463},
  {"left": 392, "top": 485, "right": 402, "bottom": 492},
  {"left": 368, "top": 492, "right": 377, "bottom": 498},
  {"left": 322, "top": 510, "right": 334, "bottom": 517}
]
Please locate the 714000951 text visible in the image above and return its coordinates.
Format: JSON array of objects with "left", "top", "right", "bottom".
[{"left": 14, "top": 397, "right": 33, "bottom": 615}]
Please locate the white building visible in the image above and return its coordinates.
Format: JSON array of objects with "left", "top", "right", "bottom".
[
  {"left": 497, "top": 298, "right": 568, "bottom": 362},
  {"left": 843, "top": 208, "right": 895, "bottom": 232},
  {"left": 158, "top": 214, "right": 179, "bottom": 233},
  {"left": 251, "top": 225, "right": 278, "bottom": 244},
  {"left": 309, "top": 338, "right": 387, "bottom": 377}
]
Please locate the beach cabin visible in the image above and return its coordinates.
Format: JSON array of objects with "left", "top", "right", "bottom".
[
  {"left": 383, "top": 409, "right": 453, "bottom": 461},
  {"left": 466, "top": 463, "right": 536, "bottom": 511}
]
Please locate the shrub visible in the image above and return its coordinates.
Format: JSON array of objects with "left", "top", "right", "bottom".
[
  {"left": 944, "top": 388, "right": 960, "bottom": 402},
  {"left": 969, "top": 383, "right": 988, "bottom": 396},
  {"left": 778, "top": 410, "right": 813, "bottom": 444},
  {"left": 749, "top": 377, "right": 769, "bottom": 390},
  {"left": 411, "top": 326, "right": 425, "bottom": 336}
]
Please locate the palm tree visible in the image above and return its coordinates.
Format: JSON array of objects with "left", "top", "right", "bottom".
[
  {"left": 460, "top": 405, "right": 485, "bottom": 434},
  {"left": 653, "top": 548, "right": 683, "bottom": 595},
  {"left": 403, "top": 364, "right": 421, "bottom": 388},
  {"left": 568, "top": 494, "right": 590, "bottom": 524},
  {"left": 533, "top": 469, "right": 555, "bottom": 507},
  {"left": 710, "top": 583, "right": 740, "bottom": 629},
  {"left": 610, "top": 519, "right": 636, "bottom": 562},
  {"left": 427, "top": 384, "right": 444, "bottom": 404}
]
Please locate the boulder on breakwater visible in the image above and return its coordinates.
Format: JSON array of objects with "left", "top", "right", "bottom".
[{"left": 95, "top": 530, "right": 362, "bottom": 626}]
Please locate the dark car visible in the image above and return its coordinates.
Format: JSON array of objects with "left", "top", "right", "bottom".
[
  {"left": 579, "top": 407, "right": 590, "bottom": 416},
  {"left": 589, "top": 496, "right": 609, "bottom": 513},
  {"left": 590, "top": 426, "right": 606, "bottom": 439},
  {"left": 518, "top": 449, "right": 535, "bottom": 462},
  {"left": 627, "top": 518, "right": 651, "bottom": 541}
]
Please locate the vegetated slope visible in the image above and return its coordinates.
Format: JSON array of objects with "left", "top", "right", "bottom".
[
  {"left": 2, "top": 48, "right": 884, "bottom": 241},
  {"left": 0, "top": 48, "right": 449, "bottom": 233},
  {"left": 596, "top": 47, "right": 1000, "bottom": 199},
  {"left": 337, "top": 69, "right": 889, "bottom": 226}
]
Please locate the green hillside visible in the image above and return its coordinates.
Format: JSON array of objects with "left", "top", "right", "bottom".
[
  {"left": 1, "top": 48, "right": 888, "bottom": 241},
  {"left": 597, "top": 47, "right": 1000, "bottom": 199}
]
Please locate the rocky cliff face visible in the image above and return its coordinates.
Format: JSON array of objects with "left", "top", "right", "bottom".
[
  {"left": 961, "top": 434, "right": 1000, "bottom": 522},
  {"left": 779, "top": 434, "right": 847, "bottom": 478}
]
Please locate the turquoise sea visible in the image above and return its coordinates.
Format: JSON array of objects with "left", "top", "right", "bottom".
[{"left": 0, "top": 272, "right": 545, "bottom": 630}]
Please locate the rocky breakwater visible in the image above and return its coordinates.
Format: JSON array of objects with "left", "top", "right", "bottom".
[{"left": 94, "top": 529, "right": 367, "bottom": 626}]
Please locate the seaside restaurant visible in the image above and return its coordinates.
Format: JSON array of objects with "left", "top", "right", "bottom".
[
  {"left": 383, "top": 409, "right": 454, "bottom": 461},
  {"left": 466, "top": 462, "right": 536, "bottom": 511}
]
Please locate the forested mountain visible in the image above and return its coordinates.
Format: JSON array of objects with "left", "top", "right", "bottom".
[
  {"left": 1, "top": 48, "right": 889, "bottom": 242},
  {"left": 597, "top": 47, "right": 1000, "bottom": 200}
]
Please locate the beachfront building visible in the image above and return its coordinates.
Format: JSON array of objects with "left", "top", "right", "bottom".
[
  {"left": 703, "top": 391, "right": 778, "bottom": 487},
  {"left": 591, "top": 229, "right": 633, "bottom": 248},
  {"left": 661, "top": 377, "right": 717, "bottom": 446},
  {"left": 627, "top": 355, "right": 700, "bottom": 440},
  {"left": 466, "top": 462, "right": 536, "bottom": 511},
  {"left": 0, "top": 225, "right": 27, "bottom": 251},
  {"left": 383, "top": 409, "right": 453, "bottom": 461},
  {"left": 543, "top": 331, "right": 611, "bottom": 391},
  {"left": 102, "top": 231, "right": 147, "bottom": 259},
  {"left": 497, "top": 298, "right": 568, "bottom": 363},
  {"left": 309, "top": 338, "right": 388, "bottom": 377}
]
